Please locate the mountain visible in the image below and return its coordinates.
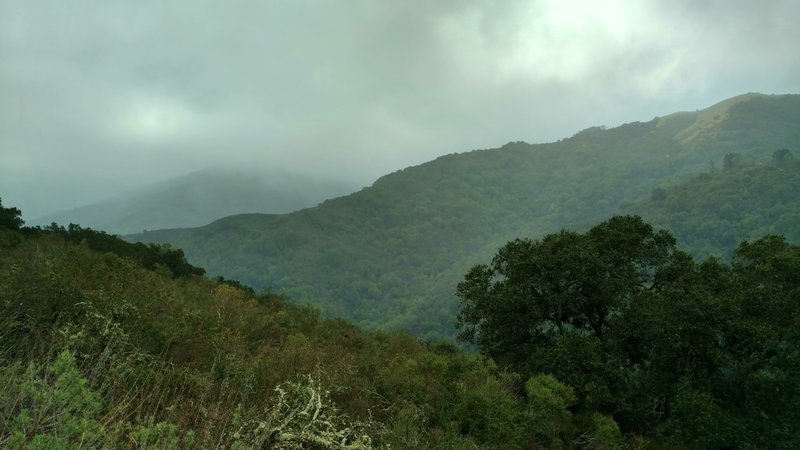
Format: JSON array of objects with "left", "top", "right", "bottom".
[
  {"left": 30, "top": 167, "right": 355, "bottom": 235},
  {"left": 128, "top": 93, "right": 800, "bottom": 339}
]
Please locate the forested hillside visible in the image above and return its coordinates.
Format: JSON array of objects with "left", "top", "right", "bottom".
[
  {"left": 3, "top": 200, "right": 798, "bottom": 448},
  {"left": 631, "top": 149, "right": 800, "bottom": 258},
  {"left": 31, "top": 167, "right": 354, "bottom": 235},
  {"left": 129, "top": 93, "right": 800, "bottom": 339}
]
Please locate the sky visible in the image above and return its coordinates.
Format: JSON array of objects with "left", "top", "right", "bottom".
[{"left": 2, "top": 0, "right": 799, "bottom": 219}]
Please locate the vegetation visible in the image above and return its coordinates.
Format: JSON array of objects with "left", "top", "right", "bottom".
[
  {"left": 458, "top": 215, "right": 800, "bottom": 448},
  {"left": 629, "top": 149, "right": 800, "bottom": 258},
  {"left": 129, "top": 93, "right": 800, "bottom": 339},
  {"left": 3, "top": 196, "right": 798, "bottom": 448},
  {"left": 12, "top": 223, "right": 205, "bottom": 279},
  {"left": 0, "top": 199, "right": 523, "bottom": 448}
]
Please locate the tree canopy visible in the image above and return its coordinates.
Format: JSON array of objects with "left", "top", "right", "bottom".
[
  {"left": 457, "top": 216, "right": 800, "bottom": 447},
  {"left": 457, "top": 215, "right": 677, "bottom": 367},
  {"left": 0, "top": 197, "right": 24, "bottom": 230}
]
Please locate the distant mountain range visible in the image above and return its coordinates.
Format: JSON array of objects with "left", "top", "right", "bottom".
[
  {"left": 129, "top": 93, "right": 800, "bottom": 339},
  {"left": 31, "top": 168, "right": 356, "bottom": 235}
]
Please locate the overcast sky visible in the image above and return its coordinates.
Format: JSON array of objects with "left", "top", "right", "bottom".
[{"left": 2, "top": 0, "right": 799, "bottom": 218}]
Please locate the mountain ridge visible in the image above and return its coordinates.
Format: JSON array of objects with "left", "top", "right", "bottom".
[
  {"left": 32, "top": 167, "right": 356, "bottom": 235},
  {"left": 129, "top": 93, "right": 800, "bottom": 339}
]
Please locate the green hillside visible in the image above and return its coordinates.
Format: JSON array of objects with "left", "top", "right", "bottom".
[
  {"left": 129, "top": 93, "right": 800, "bottom": 339},
  {"left": 0, "top": 202, "right": 608, "bottom": 448},
  {"left": 4, "top": 200, "right": 799, "bottom": 448},
  {"left": 630, "top": 150, "right": 800, "bottom": 259},
  {"left": 31, "top": 167, "right": 355, "bottom": 235}
]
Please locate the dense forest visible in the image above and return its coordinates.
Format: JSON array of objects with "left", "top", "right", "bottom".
[
  {"left": 629, "top": 149, "right": 800, "bottom": 258},
  {"left": 2, "top": 199, "right": 798, "bottom": 448},
  {"left": 129, "top": 93, "right": 800, "bottom": 339}
]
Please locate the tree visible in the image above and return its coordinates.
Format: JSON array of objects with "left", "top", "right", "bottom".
[
  {"left": 771, "top": 148, "right": 800, "bottom": 169},
  {"left": 457, "top": 217, "right": 800, "bottom": 444},
  {"left": 0, "top": 198, "right": 24, "bottom": 230},
  {"left": 456, "top": 215, "right": 677, "bottom": 370}
]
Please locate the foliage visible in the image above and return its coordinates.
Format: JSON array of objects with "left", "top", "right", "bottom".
[
  {"left": 630, "top": 150, "right": 800, "bottom": 259},
  {"left": 457, "top": 215, "right": 800, "bottom": 447},
  {"left": 1, "top": 351, "right": 104, "bottom": 449},
  {"left": 457, "top": 216, "right": 676, "bottom": 369},
  {"left": 0, "top": 197, "right": 24, "bottom": 230},
  {"left": 525, "top": 374, "right": 576, "bottom": 447},
  {"left": 0, "top": 209, "right": 610, "bottom": 448},
  {"left": 17, "top": 222, "right": 206, "bottom": 278}
]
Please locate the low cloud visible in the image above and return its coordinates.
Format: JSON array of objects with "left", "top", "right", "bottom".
[{"left": 2, "top": 0, "right": 799, "bottom": 217}]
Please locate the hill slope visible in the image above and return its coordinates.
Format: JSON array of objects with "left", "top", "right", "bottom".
[
  {"left": 31, "top": 167, "right": 355, "bottom": 235},
  {"left": 630, "top": 150, "right": 800, "bottom": 258},
  {"left": 7, "top": 201, "right": 799, "bottom": 448},
  {"left": 0, "top": 205, "right": 600, "bottom": 449},
  {"left": 129, "top": 93, "right": 800, "bottom": 339}
]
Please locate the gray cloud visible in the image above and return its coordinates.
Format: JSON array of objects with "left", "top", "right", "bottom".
[{"left": 2, "top": 0, "right": 799, "bottom": 218}]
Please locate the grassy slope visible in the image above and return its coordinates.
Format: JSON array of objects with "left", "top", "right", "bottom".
[{"left": 129, "top": 94, "right": 800, "bottom": 339}]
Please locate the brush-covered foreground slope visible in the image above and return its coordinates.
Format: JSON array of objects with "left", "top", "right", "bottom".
[
  {"left": 4, "top": 203, "right": 799, "bottom": 448},
  {"left": 31, "top": 167, "right": 355, "bottom": 235},
  {"left": 630, "top": 150, "right": 800, "bottom": 259},
  {"left": 130, "top": 93, "right": 800, "bottom": 339},
  {"left": 0, "top": 206, "right": 632, "bottom": 449}
]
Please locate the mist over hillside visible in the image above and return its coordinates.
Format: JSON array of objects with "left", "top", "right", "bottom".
[
  {"left": 30, "top": 168, "right": 356, "bottom": 235},
  {"left": 129, "top": 93, "right": 800, "bottom": 339}
]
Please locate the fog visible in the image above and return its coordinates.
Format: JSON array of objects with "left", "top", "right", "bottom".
[{"left": 2, "top": 0, "right": 799, "bottom": 218}]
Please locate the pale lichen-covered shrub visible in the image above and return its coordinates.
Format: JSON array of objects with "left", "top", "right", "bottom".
[{"left": 238, "top": 375, "right": 376, "bottom": 449}]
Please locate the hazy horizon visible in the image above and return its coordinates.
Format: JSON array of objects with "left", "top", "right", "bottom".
[{"left": 3, "top": 0, "right": 800, "bottom": 218}]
